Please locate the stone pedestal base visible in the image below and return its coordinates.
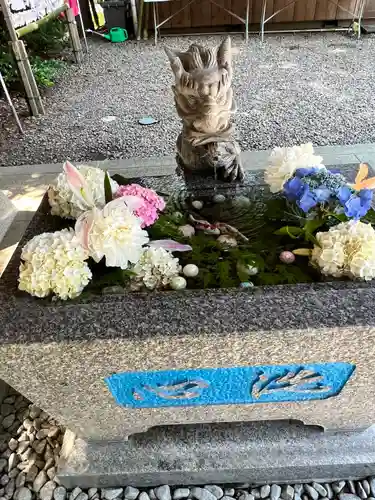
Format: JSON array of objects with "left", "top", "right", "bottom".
[{"left": 57, "top": 421, "right": 375, "bottom": 489}]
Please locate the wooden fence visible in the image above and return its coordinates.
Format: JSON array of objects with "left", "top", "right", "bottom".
[{"left": 153, "top": 0, "right": 375, "bottom": 31}]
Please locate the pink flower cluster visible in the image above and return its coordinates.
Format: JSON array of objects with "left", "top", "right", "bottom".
[{"left": 115, "top": 184, "right": 166, "bottom": 227}]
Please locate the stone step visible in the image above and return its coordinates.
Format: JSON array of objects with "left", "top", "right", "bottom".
[
  {"left": 0, "top": 191, "right": 17, "bottom": 244},
  {"left": 57, "top": 420, "right": 375, "bottom": 489}
]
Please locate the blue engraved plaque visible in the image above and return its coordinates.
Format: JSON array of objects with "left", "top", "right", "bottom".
[{"left": 105, "top": 362, "right": 355, "bottom": 409}]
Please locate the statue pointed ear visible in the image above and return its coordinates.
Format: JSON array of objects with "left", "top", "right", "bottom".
[
  {"left": 165, "top": 47, "right": 177, "bottom": 64},
  {"left": 165, "top": 47, "right": 186, "bottom": 81},
  {"left": 217, "top": 36, "right": 232, "bottom": 69}
]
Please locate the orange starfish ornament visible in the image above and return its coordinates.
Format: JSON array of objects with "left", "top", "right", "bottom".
[{"left": 352, "top": 163, "right": 375, "bottom": 190}]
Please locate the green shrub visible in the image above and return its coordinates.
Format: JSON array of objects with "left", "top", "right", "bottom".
[
  {"left": 31, "top": 56, "right": 67, "bottom": 87},
  {"left": 23, "top": 17, "right": 69, "bottom": 55},
  {"left": 0, "top": 16, "right": 68, "bottom": 89}
]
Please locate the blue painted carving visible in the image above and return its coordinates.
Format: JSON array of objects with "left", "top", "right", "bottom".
[{"left": 105, "top": 362, "right": 355, "bottom": 409}]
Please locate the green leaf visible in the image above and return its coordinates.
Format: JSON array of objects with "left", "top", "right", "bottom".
[
  {"left": 112, "top": 173, "right": 130, "bottom": 186},
  {"left": 236, "top": 266, "right": 250, "bottom": 283},
  {"left": 274, "top": 226, "right": 304, "bottom": 238},
  {"left": 303, "top": 218, "right": 324, "bottom": 234},
  {"left": 305, "top": 232, "right": 319, "bottom": 246},
  {"left": 104, "top": 171, "right": 113, "bottom": 204},
  {"left": 363, "top": 208, "right": 375, "bottom": 226},
  {"left": 326, "top": 212, "right": 348, "bottom": 223}
]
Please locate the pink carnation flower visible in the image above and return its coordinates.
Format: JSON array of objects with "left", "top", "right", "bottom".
[{"left": 115, "top": 184, "right": 165, "bottom": 227}]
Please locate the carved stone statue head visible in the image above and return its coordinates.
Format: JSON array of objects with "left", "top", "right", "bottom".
[{"left": 166, "top": 37, "right": 243, "bottom": 182}]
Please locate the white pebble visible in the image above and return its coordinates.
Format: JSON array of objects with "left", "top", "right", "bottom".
[
  {"left": 3, "top": 396, "right": 16, "bottom": 405},
  {"left": 213, "top": 194, "right": 226, "bottom": 203},
  {"left": 179, "top": 225, "right": 195, "bottom": 238},
  {"left": 36, "top": 429, "right": 49, "bottom": 440},
  {"left": 204, "top": 227, "right": 220, "bottom": 235},
  {"left": 28, "top": 406, "right": 41, "bottom": 420},
  {"left": 204, "top": 486, "right": 223, "bottom": 499},
  {"left": 155, "top": 486, "right": 171, "bottom": 500},
  {"left": 183, "top": 264, "right": 199, "bottom": 277},
  {"left": 0, "top": 475, "right": 9, "bottom": 487},
  {"left": 8, "top": 453, "right": 19, "bottom": 471},
  {"left": 54, "top": 486, "right": 67, "bottom": 500},
  {"left": 9, "top": 468, "right": 19, "bottom": 479},
  {"left": 88, "top": 489, "right": 97, "bottom": 500},
  {"left": 102, "top": 489, "right": 123, "bottom": 500},
  {"left": 14, "top": 486, "right": 32, "bottom": 500},
  {"left": 191, "top": 488, "right": 217, "bottom": 500},
  {"left": 76, "top": 494, "right": 88, "bottom": 500},
  {"left": 237, "top": 262, "right": 258, "bottom": 276},
  {"left": 70, "top": 488, "right": 83, "bottom": 500},
  {"left": 2, "top": 414, "right": 15, "bottom": 429},
  {"left": 192, "top": 200, "right": 204, "bottom": 210},
  {"left": 260, "top": 485, "right": 270, "bottom": 499},
  {"left": 234, "top": 195, "right": 251, "bottom": 206},
  {"left": 170, "top": 276, "right": 187, "bottom": 290},
  {"left": 247, "top": 266, "right": 258, "bottom": 275},
  {"left": 39, "top": 480, "right": 56, "bottom": 500},
  {"left": 33, "top": 470, "right": 47, "bottom": 493},
  {"left": 217, "top": 235, "right": 237, "bottom": 247},
  {"left": 25, "top": 465, "right": 38, "bottom": 483},
  {"left": 5, "top": 478, "right": 15, "bottom": 498},
  {"left": 124, "top": 487, "right": 139, "bottom": 500},
  {"left": 15, "top": 474, "right": 25, "bottom": 489},
  {"left": 23, "top": 419, "right": 33, "bottom": 431},
  {"left": 47, "top": 467, "right": 56, "bottom": 480},
  {"left": 173, "top": 489, "right": 190, "bottom": 500}
]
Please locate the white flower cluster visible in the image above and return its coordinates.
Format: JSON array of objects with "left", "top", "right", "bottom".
[
  {"left": 19, "top": 229, "right": 92, "bottom": 299},
  {"left": 311, "top": 220, "right": 375, "bottom": 281},
  {"left": 265, "top": 143, "right": 324, "bottom": 193},
  {"left": 76, "top": 198, "right": 149, "bottom": 270},
  {"left": 131, "top": 247, "right": 182, "bottom": 290},
  {"left": 48, "top": 165, "right": 119, "bottom": 218}
]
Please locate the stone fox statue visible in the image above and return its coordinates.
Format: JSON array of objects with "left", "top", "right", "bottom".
[{"left": 165, "top": 37, "right": 244, "bottom": 182}]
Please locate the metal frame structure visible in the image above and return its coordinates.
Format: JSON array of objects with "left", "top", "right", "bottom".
[
  {"left": 260, "top": 0, "right": 368, "bottom": 42},
  {"left": 0, "top": 71, "right": 24, "bottom": 134},
  {"left": 144, "top": 0, "right": 250, "bottom": 45}
]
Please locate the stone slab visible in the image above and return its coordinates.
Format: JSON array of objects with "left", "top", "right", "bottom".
[{"left": 58, "top": 421, "right": 375, "bottom": 488}]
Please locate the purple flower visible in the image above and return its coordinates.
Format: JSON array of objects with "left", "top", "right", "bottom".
[
  {"left": 338, "top": 187, "right": 373, "bottom": 219},
  {"left": 298, "top": 185, "right": 318, "bottom": 212},
  {"left": 283, "top": 177, "right": 305, "bottom": 201},
  {"left": 337, "top": 186, "right": 352, "bottom": 204},
  {"left": 314, "top": 186, "right": 332, "bottom": 203},
  {"left": 295, "top": 167, "right": 322, "bottom": 178}
]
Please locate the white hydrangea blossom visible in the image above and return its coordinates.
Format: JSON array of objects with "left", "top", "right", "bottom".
[
  {"left": 131, "top": 247, "right": 182, "bottom": 290},
  {"left": 264, "top": 143, "right": 324, "bottom": 193},
  {"left": 311, "top": 220, "right": 375, "bottom": 281},
  {"left": 76, "top": 198, "right": 149, "bottom": 270},
  {"left": 48, "top": 165, "right": 119, "bottom": 219},
  {"left": 18, "top": 229, "right": 92, "bottom": 300}
]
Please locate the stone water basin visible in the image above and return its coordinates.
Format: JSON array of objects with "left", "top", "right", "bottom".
[{"left": 0, "top": 164, "right": 374, "bottom": 445}]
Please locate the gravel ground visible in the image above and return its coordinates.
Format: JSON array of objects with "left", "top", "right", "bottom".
[
  {"left": 1, "top": 383, "right": 375, "bottom": 500},
  {"left": 1, "top": 32, "right": 375, "bottom": 167}
]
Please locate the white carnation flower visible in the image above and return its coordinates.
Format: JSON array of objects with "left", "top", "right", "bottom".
[
  {"left": 311, "top": 220, "right": 375, "bottom": 281},
  {"left": 18, "top": 229, "right": 92, "bottom": 300},
  {"left": 48, "top": 164, "right": 119, "bottom": 219},
  {"left": 76, "top": 197, "right": 149, "bottom": 270},
  {"left": 265, "top": 143, "right": 324, "bottom": 193},
  {"left": 131, "top": 247, "right": 182, "bottom": 290}
]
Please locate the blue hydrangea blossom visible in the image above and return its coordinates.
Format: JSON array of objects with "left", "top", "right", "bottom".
[{"left": 282, "top": 166, "right": 373, "bottom": 219}]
